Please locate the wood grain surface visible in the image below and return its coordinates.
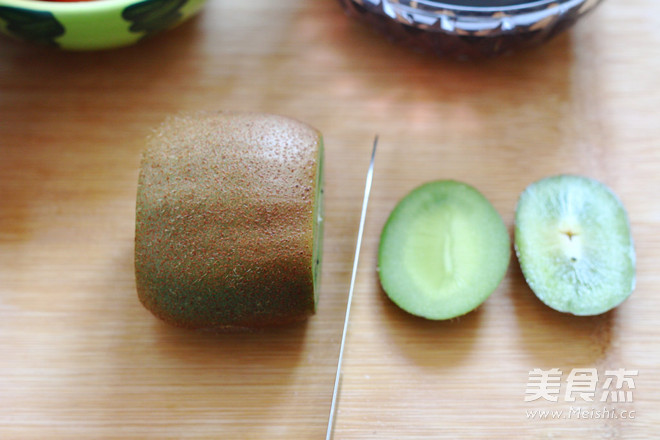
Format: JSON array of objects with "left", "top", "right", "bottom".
[{"left": 1, "top": 1, "right": 659, "bottom": 438}]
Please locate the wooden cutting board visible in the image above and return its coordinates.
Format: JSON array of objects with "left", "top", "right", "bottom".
[{"left": 1, "top": 1, "right": 658, "bottom": 438}]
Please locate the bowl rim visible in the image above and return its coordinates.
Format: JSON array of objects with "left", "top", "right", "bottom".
[{"left": 0, "top": 0, "right": 145, "bottom": 13}]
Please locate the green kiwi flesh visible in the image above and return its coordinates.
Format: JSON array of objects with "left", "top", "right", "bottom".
[
  {"left": 514, "top": 175, "right": 635, "bottom": 316},
  {"left": 378, "top": 180, "right": 511, "bottom": 320},
  {"left": 134, "top": 111, "right": 324, "bottom": 330}
]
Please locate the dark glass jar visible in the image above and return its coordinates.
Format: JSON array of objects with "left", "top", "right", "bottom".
[{"left": 336, "top": 0, "right": 604, "bottom": 58}]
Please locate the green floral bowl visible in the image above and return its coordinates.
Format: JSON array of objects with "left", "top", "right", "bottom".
[{"left": 0, "top": 0, "right": 207, "bottom": 50}]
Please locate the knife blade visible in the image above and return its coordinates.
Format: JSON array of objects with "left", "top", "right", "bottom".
[{"left": 325, "top": 135, "right": 378, "bottom": 440}]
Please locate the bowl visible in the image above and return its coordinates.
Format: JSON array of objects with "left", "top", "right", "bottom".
[
  {"left": 0, "top": 0, "right": 208, "bottom": 50},
  {"left": 337, "top": 0, "right": 605, "bottom": 58}
]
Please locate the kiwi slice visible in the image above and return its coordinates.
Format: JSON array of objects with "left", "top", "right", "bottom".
[
  {"left": 134, "top": 111, "right": 324, "bottom": 330},
  {"left": 378, "top": 180, "right": 511, "bottom": 320},
  {"left": 514, "top": 175, "right": 636, "bottom": 316}
]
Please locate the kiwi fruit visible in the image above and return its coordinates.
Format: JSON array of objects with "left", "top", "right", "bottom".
[
  {"left": 378, "top": 180, "right": 511, "bottom": 320},
  {"left": 514, "top": 174, "right": 635, "bottom": 316},
  {"left": 134, "top": 111, "right": 324, "bottom": 330}
]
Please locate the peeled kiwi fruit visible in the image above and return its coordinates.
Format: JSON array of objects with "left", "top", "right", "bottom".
[
  {"left": 378, "top": 180, "right": 511, "bottom": 320},
  {"left": 514, "top": 174, "right": 635, "bottom": 315},
  {"left": 134, "top": 111, "right": 324, "bottom": 330}
]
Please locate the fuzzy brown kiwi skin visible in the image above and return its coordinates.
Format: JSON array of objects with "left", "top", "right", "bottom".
[{"left": 134, "top": 111, "right": 323, "bottom": 330}]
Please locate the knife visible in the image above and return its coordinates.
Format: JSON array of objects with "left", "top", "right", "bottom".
[{"left": 325, "top": 135, "right": 378, "bottom": 440}]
